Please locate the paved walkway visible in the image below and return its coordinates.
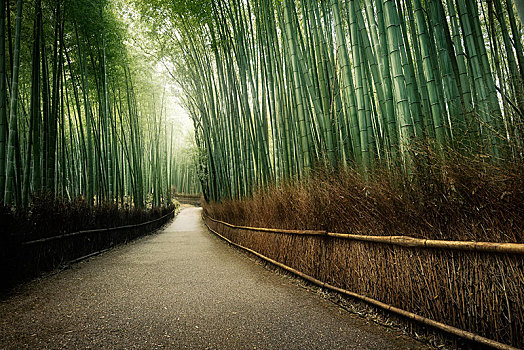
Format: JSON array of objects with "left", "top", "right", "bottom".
[{"left": 0, "top": 207, "right": 426, "bottom": 349}]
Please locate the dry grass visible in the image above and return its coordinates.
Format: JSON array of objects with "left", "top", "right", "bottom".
[
  {"left": 206, "top": 147, "right": 524, "bottom": 243},
  {"left": 203, "top": 148, "right": 524, "bottom": 348}
]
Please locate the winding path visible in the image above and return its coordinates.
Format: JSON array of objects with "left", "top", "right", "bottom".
[{"left": 0, "top": 207, "right": 426, "bottom": 349}]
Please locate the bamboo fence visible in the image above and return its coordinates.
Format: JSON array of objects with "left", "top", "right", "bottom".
[
  {"left": 22, "top": 208, "right": 176, "bottom": 246},
  {"left": 203, "top": 214, "right": 524, "bottom": 349},
  {"left": 2, "top": 209, "right": 177, "bottom": 290},
  {"left": 206, "top": 216, "right": 524, "bottom": 254}
]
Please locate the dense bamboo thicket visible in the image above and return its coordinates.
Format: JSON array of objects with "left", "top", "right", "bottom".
[
  {"left": 171, "top": 150, "right": 201, "bottom": 195},
  {"left": 169, "top": 132, "right": 202, "bottom": 195},
  {"left": 138, "top": 0, "right": 524, "bottom": 202},
  {"left": 0, "top": 0, "right": 187, "bottom": 209}
]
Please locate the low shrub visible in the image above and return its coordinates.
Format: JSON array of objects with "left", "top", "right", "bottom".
[{"left": 0, "top": 195, "right": 177, "bottom": 291}]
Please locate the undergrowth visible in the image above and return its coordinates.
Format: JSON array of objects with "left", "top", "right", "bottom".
[
  {"left": 205, "top": 146, "right": 524, "bottom": 242},
  {"left": 0, "top": 193, "right": 176, "bottom": 242},
  {"left": 0, "top": 195, "right": 177, "bottom": 291},
  {"left": 203, "top": 146, "right": 524, "bottom": 348}
]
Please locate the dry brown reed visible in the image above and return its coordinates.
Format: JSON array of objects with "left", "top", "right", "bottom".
[{"left": 206, "top": 147, "right": 524, "bottom": 243}]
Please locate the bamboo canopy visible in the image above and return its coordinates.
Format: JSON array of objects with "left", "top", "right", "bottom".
[{"left": 0, "top": 0, "right": 195, "bottom": 208}]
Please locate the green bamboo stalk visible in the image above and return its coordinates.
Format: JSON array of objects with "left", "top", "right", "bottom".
[
  {"left": 4, "top": 0, "right": 23, "bottom": 204},
  {"left": 348, "top": 0, "right": 369, "bottom": 168},
  {"left": 331, "top": 0, "right": 360, "bottom": 163},
  {"left": 0, "top": 0, "right": 6, "bottom": 198},
  {"left": 283, "top": 0, "right": 311, "bottom": 172},
  {"left": 413, "top": 0, "right": 446, "bottom": 145},
  {"left": 365, "top": 0, "right": 398, "bottom": 159},
  {"left": 23, "top": 0, "right": 42, "bottom": 206},
  {"left": 382, "top": 0, "right": 414, "bottom": 158}
]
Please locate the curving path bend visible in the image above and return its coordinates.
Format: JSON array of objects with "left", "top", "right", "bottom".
[{"left": 0, "top": 207, "right": 427, "bottom": 349}]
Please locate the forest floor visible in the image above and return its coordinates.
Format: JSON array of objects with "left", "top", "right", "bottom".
[{"left": 0, "top": 207, "right": 427, "bottom": 349}]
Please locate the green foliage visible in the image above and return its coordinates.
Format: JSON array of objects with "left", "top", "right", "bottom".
[{"left": 134, "top": 0, "right": 212, "bottom": 25}]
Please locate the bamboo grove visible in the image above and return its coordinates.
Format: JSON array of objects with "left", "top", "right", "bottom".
[
  {"left": 142, "top": 0, "right": 524, "bottom": 202},
  {"left": 171, "top": 142, "right": 202, "bottom": 195},
  {"left": 0, "top": 0, "right": 196, "bottom": 208}
]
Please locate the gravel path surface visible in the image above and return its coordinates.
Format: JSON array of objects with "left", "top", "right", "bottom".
[{"left": 0, "top": 207, "right": 427, "bottom": 349}]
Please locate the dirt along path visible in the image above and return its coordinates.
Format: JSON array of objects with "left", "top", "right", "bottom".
[{"left": 0, "top": 207, "right": 427, "bottom": 349}]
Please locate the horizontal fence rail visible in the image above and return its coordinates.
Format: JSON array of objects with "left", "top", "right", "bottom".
[
  {"left": 205, "top": 216, "right": 524, "bottom": 254},
  {"left": 23, "top": 209, "right": 176, "bottom": 246},
  {"left": 173, "top": 193, "right": 201, "bottom": 198},
  {"left": 203, "top": 214, "right": 522, "bottom": 350}
]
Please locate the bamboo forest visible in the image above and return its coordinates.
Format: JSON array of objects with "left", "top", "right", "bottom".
[
  {"left": 0, "top": 0, "right": 200, "bottom": 210},
  {"left": 142, "top": 0, "right": 524, "bottom": 202},
  {"left": 1, "top": 0, "right": 524, "bottom": 349}
]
